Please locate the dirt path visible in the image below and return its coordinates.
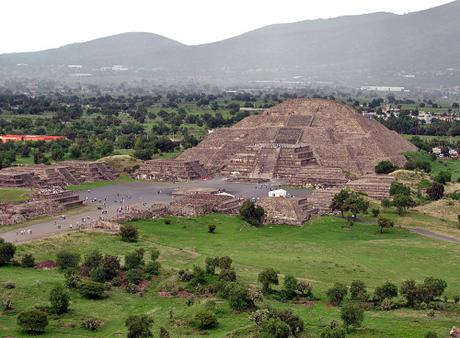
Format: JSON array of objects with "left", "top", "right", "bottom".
[{"left": 405, "top": 227, "right": 460, "bottom": 244}]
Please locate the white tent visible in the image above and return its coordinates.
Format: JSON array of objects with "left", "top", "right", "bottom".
[
  {"left": 216, "top": 192, "right": 235, "bottom": 198},
  {"left": 268, "top": 189, "right": 287, "bottom": 197}
]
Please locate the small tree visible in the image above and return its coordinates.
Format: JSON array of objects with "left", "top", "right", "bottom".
[
  {"left": 21, "top": 254, "right": 35, "bottom": 268},
  {"left": 205, "top": 257, "right": 219, "bottom": 274},
  {"left": 218, "top": 256, "right": 233, "bottom": 270},
  {"left": 392, "top": 194, "right": 416, "bottom": 215},
  {"left": 374, "top": 281, "right": 398, "bottom": 302},
  {"left": 56, "top": 251, "right": 80, "bottom": 269},
  {"left": 49, "top": 285, "right": 70, "bottom": 314},
  {"left": 208, "top": 225, "right": 216, "bottom": 233},
  {"left": 283, "top": 275, "right": 298, "bottom": 299},
  {"left": 340, "top": 302, "right": 364, "bottom": 328},
  {"left": 434, "top": 171, "right": 452, "bottom": 185},
  {"left": 426, "top": 182, "right": 444, "bottom": 201},
  {"left": 0, "top": 239, "right": 16, "bottom": 265},
  {"left": 17, "top": 309, "right": 49, "bottom": 334},
  {"left": 377, "top": 217, "right": 394, "bottom": 233},
  {"left": 78, "top": 280, "right": 106, "bottom": 299},
  {"left": 258, "top": 268, "right": 279, "bottom": 294},
  {"left": 260, "top": 317, "right": 290, "bottom": 338},
  {"left": 350, "top": 280, "right": 368, "bottom": 302},
  {"left": 125, "top": 315, "right": 153, "bottom": 338},
  {"left": 375, "top": 160, "right": 397, "bottom": 174},
  {"left": 125, "top": 248, "right": 145, "bottom": 270},
  {"left": 342, "top": 192, "right": 369, "bottom": 218},
  {"left": 326, "top": 283, "right": 348, "bottom": 306},
  {"left": 330, "top": 189, "right": 351, "bottom": 217},
  {"left": 423, "top": 277, "right": 447, "bottom": 301},
  {"left": 195, "top": 309, "right": 218, "bottom": 329},
  {"left": 120, "top": 224, "right": 139, "bottom": 242},
  {"left": 390, "top": 182, "right": 411, "bottom": 196},
  {"left": 239, "top": 200, "right": 265, "bottom": 225},
  {"left": 371, "top": 208, "right": 380, "bottom": 217},
  {"left": 400, "top": 279, "right": 419, "bottom": 307},
  {"left": 297, "top": 281, "right": 313, "bottom": 297},
  {"left": 228, "top": 284, "right": 254, "bottom": 311}
]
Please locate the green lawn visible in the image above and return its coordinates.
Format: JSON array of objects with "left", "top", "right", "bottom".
[
  {"left": 1, "top": 215, "right": 459, "bottom": 337},
  {"left": 66, "top": 174, "right": 135, "bottom": 191},
  {"left": 405, "top": 151, "right": 460, "bottom": 180},
  {"left": 0, "top": 187, "right": 32, "bottom": 203}
]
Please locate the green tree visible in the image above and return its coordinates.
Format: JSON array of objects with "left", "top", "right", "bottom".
[
  {"left": 49, "top": 285, "right": 70, "bottom": 314},
  {"left": 56, "top": 251, "right": 80, "bottom": 269},
  {"left": 195, "top": 309, "right": 218, "bottom": 329},
  {"left": 258, "top": 268, "right": 279, "bottom": 293},
  {"left": 21, "top": 253, "right": 35, "bottom": 268},
  {"left": 283, "top": 275, "right": 298, "bottom": 299},
  {"left": 0, "top": 239, "right": 16, "bottom": 265},
  {"left": 342, "top": 192, "right": 369, "bottom": 217},
  {"left": 435, "top": 171, "right": 452, "bottom": 185},
  {"left": 377, "top": 217, "right": 394, "bottom": 233},
  {"left": 17, "top": 310, "right": 49, "bottom": 334},
  {"left": 330, "top": 189, "right": 351, "bottom": 217},
  {"left": 426, "top": 182, "right": 444, "bottom": 201},
  {"left": 125, "top": 315, "right": 153, "bottom": 338},
  {"left": 78, "top": 280, "right": 105, "bottom": 299},
  {"left": 125, "top": 248, "right": 145, "bottom": 270},
  {"left": 375, "top": 160, "right": 397, "bottom": 174},
  {"left": 340, "top": 302, "right": 364, "bottom": 328},
  {"left": 350, "top": 280, "right": 368, "bottom": 302},
  {"left": 326, "top": 283, "right": 348, "bottom": 306},
  {"left": 120, "top": 224, "right": 139, "bottom": 242},
  {"left": 392, "top": 194, "right": 416, "bottom": 215},
  {"left": 239, "top": 200, "right": 265, "bottom": 225},
  {"left": 374, "top": 281, "right": 398, "bottom": 302},
  {"left": 390, "top": 181, "right": 411, "bottom": 196},
  {"left": 260, "top": 317, "right": 290, "bottom": 338}
]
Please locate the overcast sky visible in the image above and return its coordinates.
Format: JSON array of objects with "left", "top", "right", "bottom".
[{"left": 1, "top": 0, "right": 454, "bottom": 53}]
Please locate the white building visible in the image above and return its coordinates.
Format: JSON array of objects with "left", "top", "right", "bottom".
[{"left": 268, "top": 189, "right": 287, "bottom": 198}]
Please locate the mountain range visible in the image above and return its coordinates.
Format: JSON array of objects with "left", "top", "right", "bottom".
[{"left": 1, "top": 0, "right": 460, "bottom": 88}]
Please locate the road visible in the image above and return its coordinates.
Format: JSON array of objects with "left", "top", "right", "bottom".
[
  {"left": 406, "top": 227, "right": 460, "bottom": 245},
  {"left": 0, "top": 178, "right": 309, "bottom": 243}
]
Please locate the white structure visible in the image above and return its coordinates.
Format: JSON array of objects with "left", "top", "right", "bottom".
[{"left": 268, "top": 189, "right": 287, "bottom": 198}]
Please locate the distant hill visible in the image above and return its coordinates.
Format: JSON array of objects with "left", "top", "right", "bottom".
[{"left": 1, "top": 1, "right": 460, "bottom": 88}]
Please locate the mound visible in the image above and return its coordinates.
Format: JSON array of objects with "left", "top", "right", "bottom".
[
  {"left": 178, "top": 99, "right": 416, "bottom": 185},
  {"left": 97, "top": 155, "right": 142, "bottom": 173}
]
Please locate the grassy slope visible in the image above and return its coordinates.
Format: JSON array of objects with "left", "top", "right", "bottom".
[
  {"left": 0, "top": 188, "right": 32, "bottom": 203},
  {"left": 1, "top": 215, "right": 459, "bottom": 337},
  {"left": 405, "top": 151, "right": 460, "bottom": 181},
  {"left": 66, "top": 174, "right": 135, "bottom": 191}
]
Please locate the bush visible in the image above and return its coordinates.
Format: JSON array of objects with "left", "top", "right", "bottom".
[
  {"left": 423, "top": 277, "right": 447, "bottom": 301},
  {"left": 350, "top": 280, "right": 368, "bottom": 302},
  {"left": 21, "top": 254, "right": 35, "bottom": 268},
  {"left": 78, "top": 280, "right": 106, "bottom": 299},
  {"left": 83, "top": 250, "right": 103, "bottom": 271},
  {"left": 145, "top": 261, "right": 161, "bottom": 276},
  {"left": 425, "top": 332, "right": 438, "bottom": 338},
  {"left": 218, "top": 256, "right": 232, "bottom": 270},
  {"left": 258, "top": 268, "right": 279, "bottom": 293},
  {"left": 120, "top": 224, "right": 139, "bottom": 242},
  {"left": 375, "top": 160, "right": 397, "bottom": 174},
  {"left": 326, "top": 283, "right": 348, "bottom": 306},
  {"left": 189, "top": 265, "right": 207, "bottom": 287},
  {"left": 208, "top": 225, "right": 216, "bottom": 233},
  {"left": 274, "top": 309, "right": 304, "bottom": 336},
  {"left": 195, "top": 309, "right": 218, "bottom": 329},
  {"left": 320, "top": 326, "right": 347, "bottom": 338},
  {"left": 239, "top": 200, "right": 265, "bottom": 225},
  {"left": 228, "top": 284, "right": 254, "bottom": 311},
  {"left": 64, "top": 269, "right": 81, "bottom": 289},
  {"left": 426, "top": 182, "right": 444, "bottom": 201},
  {"left": 205, "top": 257, "right": 219, "bottom": 274},
  {"left": 49, "top": 285, "right": 70, "bottom": 314},
  {"left": 90, "top": 266, "right": 107, "bottom": 283},
  {"left": 0, "top": 239, "right": 16, "bottom": 265},
  {"left": 219, "top": 268, "right": 237, "bottom": 282},
  {"left": 125, "top": 315, "right": 153, "bottom": 338},
  {"left": 390, "top": 182, "right": 411, "bottom": 196},
  {"left": 102, "top": 255, "right": 121, "bottom": 280},
  {"left": 371, "top": 208, "right": 380, "bottom": 217},
  {"left": 434, "top": 171, "right": 452, "bottom": 185},
  {"left": 81, "top": 318, "right": 103, "bottom": 331},
  {"left": 374, "top": 281, "right": 398, "bottom": 302},
  {"left": 125, "top": 248, "right": 145, "bottom": 270},
  {"left": 340, "top": 302, "right": 364, "bottom": 327},
  {"left": 260, "top": 317, "right": 290, "bottom": 338},
  {"left": 297, "top": 281, "right": 313, "bottom": 297},
  {"left": 159, "top": 327, "right": 170, "bottom": 338},
  {"left": 381, "top": 199, "right": 391, "bottom": 208},
  {"left": 126, "top": 269, "right": 144, "bottom": 285},
  {"left": 56, "top": 251, "right": 80, "bottom": 269},
  {"left": 150, "top": 249, "right": 160, "bottom": 261},
  {"left": 17, "top": 309, "right": 49, "bottom": 334},
  {"left": 283, "top": 275, "right": 298, "bottom": 299},
  {"left": 377, "top": 217, "right": 394, "bottom": 233},
  {"left": 379, "top": 297, "right": 396, "bottom": 311}
]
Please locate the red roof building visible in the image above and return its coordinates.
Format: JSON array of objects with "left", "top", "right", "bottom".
[{"left": 0, "top": 134, "right": 65, "bottom": 143}]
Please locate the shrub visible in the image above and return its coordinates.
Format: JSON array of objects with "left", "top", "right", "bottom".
[
  {"left": 64, "top": 269, "right": 81, "bottom": 289},
  {"left": 228, "top": 284, "right": 254, "bottom": 311},
  {"left": 164, "top": 219, "right": 171, "bottom": 225},
  {"left": 81, "top": 318, "right": 103, "bottom": 331},
  {"left": 427, "top": 181, "right": 445, "bottom": 201},
  {"left": 392, "top": 194, "right": 416, "bottom": 215},
  {"left": 83, "top": 251, "right": 103, "bottom": 271},
  {"left": 375, "top": 160, "right": 397, "bottom": 174},
  {"left": 374, "top": 281, "right": 398, "bottom": 302},
  {"left": 120, "top": 224, "right": 139, "bottom": 242},
  {"left": 150, "top": 249, "right": 160, "bottom": 261},
  {"left": 49, "top": 285, "right": 70, "bottom": 314},
  {"left": 56, "top": 251, "right": 80, "bottom": 269},
  {"left": 425, "top": 332, "right": 438, "bottom": 338},
  {"left": 125, "top": 248, "right": 145, "bottom": 270},
  {"left": 371, "top": 208, "right": 380, "bottom": 217},
  {"left": 381, "top": 198, "right": 391, "bottom": 208},
  {"left": 21, "top": 254, "right": 35, "bottom": 268},
  {"left": 125, "top": 315, "right": 153, "bottom": 338},
  {"left": 126, "top": 269, "right": 144, "bottom": 285},
  {"left": 434, "top": 171, "right": 452, "bottom": 185},
  {"left": 102, "top": 255, "right": 121, "bottom": 281},
  {"left": 297, "top": 281, "right": 313, "bottom": 297},
  {"left": 145, "top": 261, "right": 161, "bottom": 276},
  {"left": 258, "top": 268, "right": 279, "bottom": 293},
  {"left": 350, "top": 280, "right": 368, "bottom": 302},
  {"left": 326, "top": 283, "right": 348, "bottom": 306},
  {"left": 17, "top": 309, "right": 48, "bottom": 334},
  {"left": 390, "top": 182, "right": 411, "bottom": 196},
  {"left": 377, "top": 217, "right": 394, "bottom": 233},
  {"left": 379, "top": 297, "right": 396, "bottom": 311},
  {"left": 195, "top": 309, "right": 218, "bottom": 329},
  {"left": 260, "top": 317, "right": 290, "bottom": 338},
  {"left": 274, "top": 309, "right": 304, "bottom": 336},
  {"left": 340, "top": 302, "right": 364, "bottom": 328},
  {"left": 159, "top": 327, "right": 170, "bottom": 338},
  {"left": 205, "top": 257, "right": 219, "bottom": 274},
  {"left": 283, "top": 275, "right": 298, "bottom": 299},
  {"left": 78, "top": 280, "right": 105, "bottom": 299},
  {"left": 320, "top": 326, "right": 347, "bottom": 338},
  {"left": 423, "top": 277, "right": 447, "bottom": 301},
  {"left": 208, "top": 225, "right": 216, "bottom": 233},
  {"left": 189, "top": 265, "right": 207, "bottom": 287},
  {"left": 239, "top": 200, "right": 265, "bottom": 225},
  {"left": 219, "top": 268, "right": 237, "bottom": 282},
  {"left": 90, "top": 266, "right": 107, "bottom": 283},
  {"left": 0, "top": 239, "right": 16, "bottom": 265},
  {"left": 178, "top": 269, "right": 193, "bottom": 282},
  {"left": 218, "top": 256, "right": 233, "bottom": 269}
]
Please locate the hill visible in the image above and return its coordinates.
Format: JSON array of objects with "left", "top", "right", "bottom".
[{"left": 1, "top": 1, "right": 460, "bottom": 87}]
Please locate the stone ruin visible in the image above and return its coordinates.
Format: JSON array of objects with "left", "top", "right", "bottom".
[
  {"left": 169, "top": 193, "right": 243, "bottom": 217},
  {"left": 133, "top": 159, "right": 209, "bottom": 182},
  {"left": 0, "top": 160, "right": 118, "bottom": 189},
  {"left": 178, "top": 99, "right": 415, "bottom": 187}
]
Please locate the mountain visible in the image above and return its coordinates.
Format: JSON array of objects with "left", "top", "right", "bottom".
[{"left": 1, "top": 1, "right": 460, "bottom": 88}]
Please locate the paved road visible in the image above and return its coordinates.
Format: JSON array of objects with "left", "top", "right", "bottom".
[{"left": 0, "top": 178, "right": 309, "bottom": 243}]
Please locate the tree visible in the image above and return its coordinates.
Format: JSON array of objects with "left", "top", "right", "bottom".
[
  {"left": 78, "top": 280, "right": 106, "bottom": 299},
  {"left": 49, "top": 285, "right": 70, "bottom": 314},
  {"left": 83, "top": 251, "right": 103, "bottom": 271},
  {"left": 0, "top": 238, "right": 16, "bottom": 265},
  {"left": 208, "top": 225, "right": 216, "bottom": 233},
  {"left": 125, "top": 249, "right": 145, "bottom": 270},
  {"left": 330, "top": 189, "right": 351, "bottom": 217},
  {"left": 260, "top": 317, "right": 290, "bottom": 338},
  {"left": 377, "top": 217, "right": 394, "bottom": 233},
  {"left": 56, "top": 251, "right": 80, "bottom": 269},
  {"left": 392, "top": 194, "right": 416, "bottom": 215},
  {"left": 390, "top": 182, "right": 411, "bottom": 196},
  {"left": 297, "top": 281, "right": 313, "bottom": 297},
  {"left": 340, "top": 302, "right": 364, "bottom": 328},
  {"left": 375, "top": 160, "right": 397, "bottom": 174},
  {"left": 342, "top": 192, "right": 369, "bottom": 217},
  {"left": 423, "top": 277, "right": 447, "bottom": 301},
  {"left": 434, "top": 171, "right": 452, "bottom": 185},
  {"left": 258, "top": 268, "right": 279, "bottom": 293},
  {"left": 239, "top": 200, "right": 265, "bottom": 225},
  {"left": 326, "top": 283, "right": 348, "bottom": 306},
  {"left": 350, "top": 280, "right": 368, "bottom": 302},
  {"left": 426, "top": 182, "right": 444, "bottom": 201},
  {"left": 283, "top": 275, "right": 298, "bottom": 299},
  {"left": 120, "top": 224, "right": 139, "bottom": 242},
  {"left": 195, "top": 309, "right": 218, "bottom": 329},
  {"left": 374, "top": 282, "right": 398, "bottom": 302},
  {"left": 400, "top": 279, "right": 420, "bottom": 307},
  {"left": 125, "top": 315, "right": 153, "bottom": 338},
  {"left": 21, "top": 253, "right": 35, "bottom": 268},
  {"left": 17, "top": 309, "right": 49, "bottom": 334},
  {"left": 228, "top": 284, "right": 254, "bottom": 311}
]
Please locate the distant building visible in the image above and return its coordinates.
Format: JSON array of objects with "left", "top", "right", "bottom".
[
  {"left": 360, "top": 86, "right": 406, "bottom": 92},
  {"left": 268, "top": 189, "right": 287, "bottom": 198},
  {"left": 0, "top": 134, "right": 65, "bottom": 143}
]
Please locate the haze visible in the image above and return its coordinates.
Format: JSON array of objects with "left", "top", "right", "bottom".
[{"left": 1, "top": 0, "right": 453, "bottom": 53}]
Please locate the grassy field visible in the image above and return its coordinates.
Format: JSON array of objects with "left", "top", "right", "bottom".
[
  {"left": 66, "top": 174, "right": 135, "bottom": 191},
  {"left": 1, "top": 214, "right": 459, "bottom": 337},
  {"left": 0, "top": 187, "right": 32, "bottom": 203},
  {"left": 405, "top": 151, "right": 460, "bottom": 181}
]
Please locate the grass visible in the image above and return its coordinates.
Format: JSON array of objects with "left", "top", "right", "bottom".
[
  {"left": 0, "top": 187, "right": 32, "bottom": 203},
  {"left": 66, "top": 174, "right": 135, "bottom": 191},
  {"left": 1, "top": 214, "right": 459, "bottom": 337},
  {"left": 405, "top": 151, "right": 460, "bottom": 181}
]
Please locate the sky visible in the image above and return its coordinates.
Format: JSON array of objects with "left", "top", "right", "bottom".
[{"left": 1, "top": 0, "right": 454, "bottom": 53}]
